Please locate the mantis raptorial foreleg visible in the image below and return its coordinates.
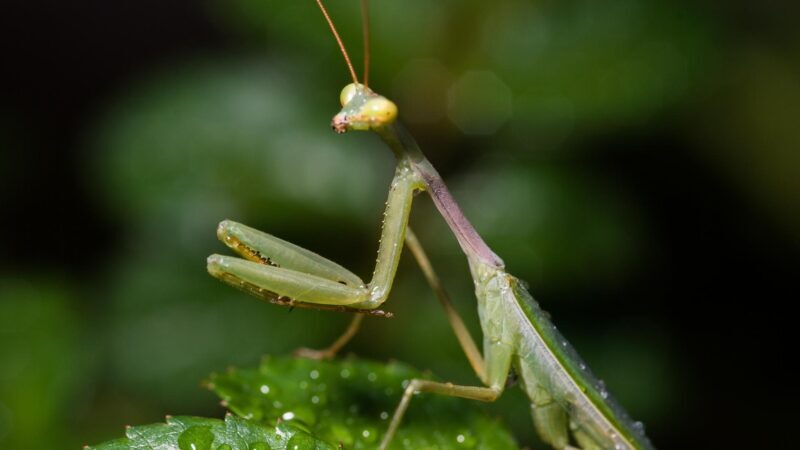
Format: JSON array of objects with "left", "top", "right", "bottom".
[{"left": 208, "top": 159, "right": 423, "bottom": 310}]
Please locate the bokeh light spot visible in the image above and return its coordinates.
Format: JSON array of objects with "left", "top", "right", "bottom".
[
  {"left": 447, "top": 71, "right": 513, "bottom": 135},
  {"left": 392, "top": 59, "right": 451, "bottom": 124}
]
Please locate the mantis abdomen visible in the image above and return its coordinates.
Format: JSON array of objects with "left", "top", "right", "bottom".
[{"left": 474, "top": 265, "right": 653, "bottom": 450}]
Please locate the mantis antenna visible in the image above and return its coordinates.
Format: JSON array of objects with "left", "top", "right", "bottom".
[
  {"left": 360, "top": 0, "right": 370, "bottom": 87},
  {"left": 314, "top": 0, "right": 359, "bottom": 85}
]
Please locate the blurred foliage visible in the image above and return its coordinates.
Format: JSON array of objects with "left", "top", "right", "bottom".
[
  {"left": 449, "top": 162, "right": 643, "bottom": 288},
  {"left": 93, "top": 60, "right": 391, "bottom": 226},
  {"left": 695, "top": 46, "right": 800, "bottom": 243},
  {"left": 5, "top": 0, "right": 799, "bottom": 448},
  {"left": 210, "top": 356, "right": 518, "bottom": 449},
  {"left": 0, "top": 279, "right": 86, "bottom": 449}
]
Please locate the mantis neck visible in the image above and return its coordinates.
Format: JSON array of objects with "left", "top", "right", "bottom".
[{"left": 376, "top": 122, "right": 505, "bottom": 270}]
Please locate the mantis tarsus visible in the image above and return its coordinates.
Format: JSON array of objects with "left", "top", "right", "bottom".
[{"left": 207, "top": 1, "right": 655, "bottom": 449}]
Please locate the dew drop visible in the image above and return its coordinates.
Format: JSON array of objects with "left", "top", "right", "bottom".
[
  {"left": 249, "top": 442, "right": 270, "bottom": 450},
  {"left": 367, "top": 372, "right": 377, "bottom": 382},
  {"left": 177, "top": 426, "right": 214, "bottom": 450},
  {"left": 281, "top": 411, "right": 295, "bottom": 421},
  {"left": 259, "top": 385, "right": 270, "bottom": 394},
  {"left": 311, "top": 395, "right": 320, "bottom": 404},
  {"left": 380, "top": 411, "right": 389, "bottom": 420},
  {"left": 340, "top": 369, "right": 351, "bottom": 379},
  {"left": 456, "top": 434, "right": 465, "bottom": 443},
  {"left": 633, "top": 421, "right": 646, "bottom": 433},
  {"left": 309, "top": 370, "right": 319, "bottom": 380},
  {"left": 359, "top": 427, "right": 378, "bottom": 443},
  {"left": 597, "top": 380, "right": 609, "bottom": 399},
  {"left": 285, "top": 432, "right": 314, "bottom": 450}
]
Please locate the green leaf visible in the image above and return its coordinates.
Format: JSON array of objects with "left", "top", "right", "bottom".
[
  {"left": 85, "top": 414, "right": 334, "bottom": 450},
  {"left": 209, "top": 356, "right": 519, "bottom": 450}
]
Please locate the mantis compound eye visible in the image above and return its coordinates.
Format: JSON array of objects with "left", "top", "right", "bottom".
[
  {"left": 340, "top": 83, "right": 360, "bottom": 106},
  {"left": 362, "top": 97, "right": 398, "bottom": 125}
]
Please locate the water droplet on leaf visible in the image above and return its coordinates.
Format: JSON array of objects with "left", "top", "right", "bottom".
[
  {"left": 177, "top": 426, "right": 214, "bottom": 450},
  {"left": 285, "top": 432, "right": 315, "bottom": 450}
]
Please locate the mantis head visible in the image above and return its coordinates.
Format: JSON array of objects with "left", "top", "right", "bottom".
[
  {"left": 314, "top": 1, "right": 395, "bottom": 133},
  {"left": 332, "top": 83, "right": 398, "bottom": 134}
]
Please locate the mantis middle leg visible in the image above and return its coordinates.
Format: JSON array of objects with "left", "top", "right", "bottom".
[{"left": 294, "top": 227, "right": 486, "bottom": 364}]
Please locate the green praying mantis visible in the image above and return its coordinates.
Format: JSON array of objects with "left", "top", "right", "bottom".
[{"left": 206, "top": 1, "right": 656, "bottom": 449}]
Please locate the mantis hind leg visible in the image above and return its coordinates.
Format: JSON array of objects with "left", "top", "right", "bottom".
[
  {"left": 380, "top": 380, "right": 501, "bottom": 450},
  {"left": 379, "top": 339, "right": 514, "bottom": 450}
]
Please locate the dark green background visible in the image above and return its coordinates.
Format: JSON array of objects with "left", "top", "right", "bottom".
[{"left": 1, "top": 0, "right": 798, "bottom": 448}]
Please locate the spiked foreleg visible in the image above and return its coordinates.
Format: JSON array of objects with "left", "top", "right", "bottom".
[{"left": 208, "top": 159, "right": 424, "bottom": 311}]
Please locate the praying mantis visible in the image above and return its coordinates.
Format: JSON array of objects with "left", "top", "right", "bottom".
[{"left": 207, "top": 1, "right": 655, "bottom": 449}]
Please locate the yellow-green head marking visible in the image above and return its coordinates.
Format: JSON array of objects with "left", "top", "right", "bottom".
[{"left": 332, "top": 83, "right": 398, "bottom": 134}]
